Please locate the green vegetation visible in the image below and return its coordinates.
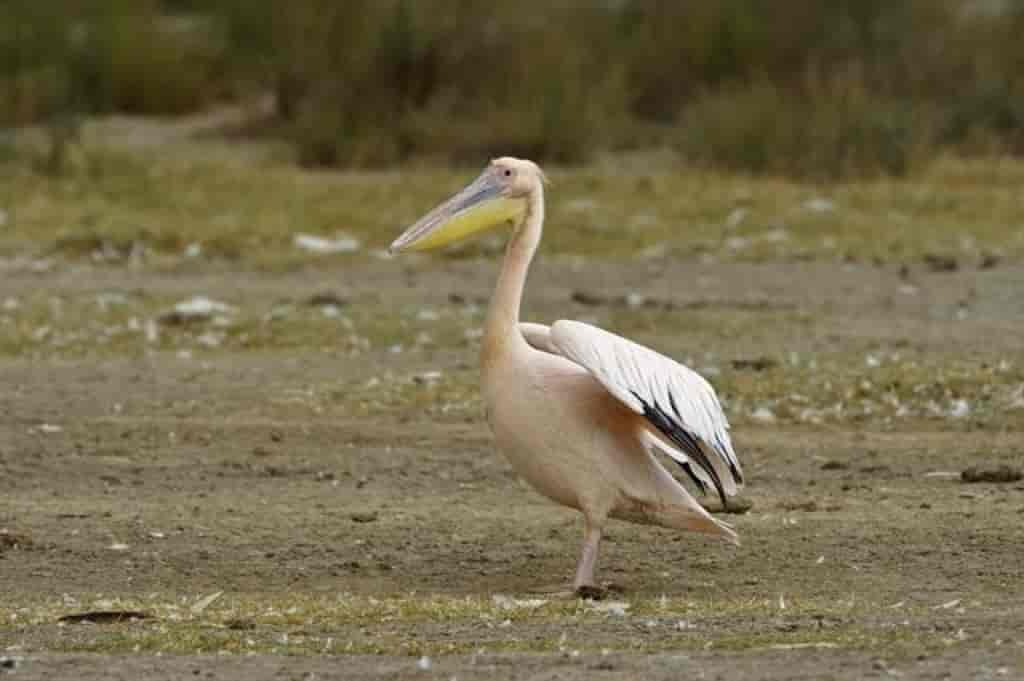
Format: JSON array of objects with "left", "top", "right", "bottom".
[
  {"left": 680, "top": 78, "right": 924, "bottom": 179},
  {"left": 4, "top": 1, "right": 1024, "bottom": 176},
  {"left": 2, "top": 274, "right": 1021, "bottom": 430},
  {"left": 2, "top": 142, "right": 1023, "bottom": 266},
  {"left": 0, "top": 592, "right": 960, "bottom": 656},
  {"left": 0, "top": 1, "right": 223, "bottom": 122}
]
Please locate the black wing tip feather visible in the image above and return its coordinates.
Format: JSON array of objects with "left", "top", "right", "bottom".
[
  {"left": 634, "top": 391, "right": 729, "bottom": 508},
  {"left": 713, "top": 432, "right": 745, "bottom": 485},
  {"left": 680, "top": 462, "right": 708, "bottom": 495}
]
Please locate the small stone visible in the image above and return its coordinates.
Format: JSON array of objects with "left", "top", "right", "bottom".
[
  {"left": 571, "top": 290, "right": 608, "bottom": 306},
  {"left": 978, "top": 253, "right": 1001, "bottom": 270},
  {"left": 416, "top": 309, "right": 440, "bottom": 321},
  {"left": 948, "top": 399, "right": 970, "bottom": 419},
  {"left": 725, "top": 207, "right": 748, "bottom": 227},
  {"left": 962, "top": 465, "right": 1022, "bottom": 484},
  {"left": 803, "top": 198, "right": 835, "bottom": 213},
  {"left": 294, "top": 233, "right": 360, "bottom": 254},
  {"left": 624, "top": 292, "right": 646, "bottom": 308},
  {"left": 731, "top": 357, "right": 778, "bottom": 372},
  {"left": 307, "top": 292, "right": 347, "bottom": 307},
  {"left": 598, "top": 601, "right": 630, "bottom": 617},
  {"left": 923, "top": 253, "right": 958, "bottom": 272},
  {"left": 160, "top": 297, "right": 235, "bottom": 325},
  {"left": 0, "top": 530, "right": 32, "bottom": 552},
  {"left": 350, "top": 511, "right": 379, "bottom": 523}
]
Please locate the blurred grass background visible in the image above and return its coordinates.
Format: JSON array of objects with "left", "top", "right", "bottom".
[{"left": 3, "top": 0, "right": 1024, "bottom": 178}]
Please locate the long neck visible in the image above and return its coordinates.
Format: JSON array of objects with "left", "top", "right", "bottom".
[{"left": 483, "top": 187, "right": 544, "bottom": 356}]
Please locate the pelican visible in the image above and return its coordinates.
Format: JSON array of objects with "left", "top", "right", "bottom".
[{"left": 390, "top": 158, "right": 743, "bottom": 596}]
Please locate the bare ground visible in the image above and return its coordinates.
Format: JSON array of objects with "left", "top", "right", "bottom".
[{"left": 1, "top": 258, "right": 1023, "bottom": 679}]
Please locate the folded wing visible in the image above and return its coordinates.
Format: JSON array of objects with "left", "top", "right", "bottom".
[{"left": 547, "top": 320, "right": 743, "bottom": 506}]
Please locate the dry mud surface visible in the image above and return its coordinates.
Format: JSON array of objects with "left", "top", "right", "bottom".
[{"left": 1, "top": 259, "right": 1022, "bottom": 680}]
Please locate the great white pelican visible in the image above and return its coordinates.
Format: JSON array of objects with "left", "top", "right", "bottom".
[{"left": 390, "top": 158, "right": 744, "bottom": 596}]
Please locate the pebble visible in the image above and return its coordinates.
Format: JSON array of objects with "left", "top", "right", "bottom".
[
  {"left": 962, "top": 465, "right": 1022, "bottom": 484},
  {"left": 803, "top": 198, "right": 835, "bottom": 213},
  {"left": 294, "top": 233, "right": 360, "bottom": 254}
]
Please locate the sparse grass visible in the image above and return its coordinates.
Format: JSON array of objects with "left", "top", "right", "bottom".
[
  {"left": 2, "top": 287, "right": 1020, "bottom": 430},
  {"left": 2, "top": 142, "right": 1024, "bottom": 267},
  {"left": 0, "top": 290, "right": 464, "bottom": 359},
  {"left": 716, "top": 352, "right": 1024, "bottom": 430},
  {"left": 336, "top": 347, "right": 1024, "bottom": 431},
  {"left": 0, "top": 592, "right": 961, "bottom": 656}
]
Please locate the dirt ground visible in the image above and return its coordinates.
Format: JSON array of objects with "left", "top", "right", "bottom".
[{"left": 1, "top": 254, "right": 1022, "bottom": 680}]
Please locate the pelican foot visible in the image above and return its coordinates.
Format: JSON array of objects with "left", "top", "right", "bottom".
[
  {"left": 575, "top": 585, "right": 606, "bottom": 600},
  {"left": 574, "top": 582, "right": 626, "bottom": 601}
]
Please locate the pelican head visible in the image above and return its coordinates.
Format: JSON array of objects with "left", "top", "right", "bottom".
[{"left": 389, "top": 157, "right": 545, "bottom": 254}]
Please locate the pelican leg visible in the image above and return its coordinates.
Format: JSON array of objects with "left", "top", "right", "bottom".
[{"left": 573, "top": 517, "right": 603, "bottom": 596}]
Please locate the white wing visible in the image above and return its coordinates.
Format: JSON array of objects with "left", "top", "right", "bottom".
[{"left": 547, "top": 320, "right": 743, "bottom": 504}]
